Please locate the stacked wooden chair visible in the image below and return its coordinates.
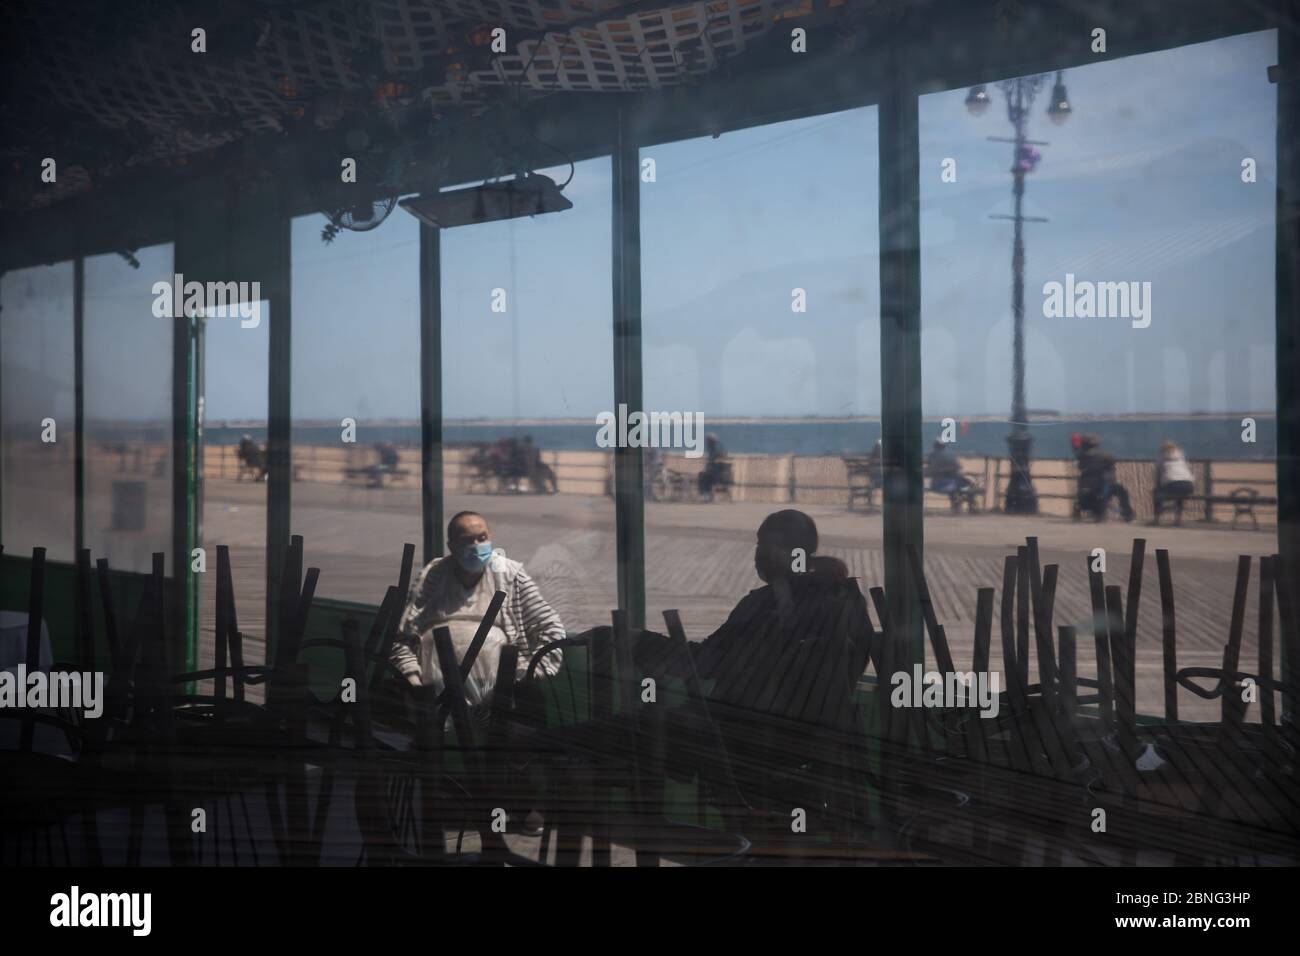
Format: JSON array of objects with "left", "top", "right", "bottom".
[{"left": 887, "top": 537, "right": 1300, "bottom": 865}]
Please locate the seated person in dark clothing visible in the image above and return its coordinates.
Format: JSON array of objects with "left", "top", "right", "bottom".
[
  {"left": 697, "top": 433, "right": 730, "bottom": 501},
  {"left": 668, "top": 510, "right": 873, "bottom": 831},
  {"left": 926, "top": 440, "right": 967, "bottom": 493},
  {"left": 369, "top": 440, "right": 400, "bottom": 487},
  {"left": 687, "top": 509, "right": 872, "bottom": 705},
  {"left": 522, "top": 435, "right": 557, "bottom": 494},
  {"left": 927, "top": 439, "right": 975, "bottom": 510},
  {"left": 1075, "top": 433, "right": 1134, "bottom": 522}
]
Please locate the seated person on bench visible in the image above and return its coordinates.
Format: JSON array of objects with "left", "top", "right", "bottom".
[
  {"left": 1075, "top": 433, "right": 1134, "bottom": 522},
  {"left": 521, "top": 435, "right": 557, "bottom": 494},
  {"left": 1152, "top": 439, "right": 1194, "bottom": 525},
  {"left": 389, "top": 510, "right": 566, "bottom": 704},
  {"left": 927, "top": 439, "right": 972, "bottom": 503},
  {"left": 697, "top": 433, "right": 729, "bottom": 501}
]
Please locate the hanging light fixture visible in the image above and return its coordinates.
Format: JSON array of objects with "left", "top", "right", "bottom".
[
  {"left": 965, "top": 84, "right": 991, "bottom": 116},
  {"left": 1046, "top": 70, "right": 1072, "bottom": 125},
  {"left": 400, "top": 172, "right": 572, "bottom": 229}
]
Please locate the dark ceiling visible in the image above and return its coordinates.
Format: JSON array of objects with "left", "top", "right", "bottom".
[{"left": 0, "top": 0, "right": 908, "bottom": 215}]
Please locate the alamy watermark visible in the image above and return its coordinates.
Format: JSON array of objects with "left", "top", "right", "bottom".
[
  {"left": 890, "top": 664, "right": 1001, "bottom": 718},
  {"left": 595, "top": 404, "right": 705, "bottom": 458},
  {"left": 151, "top": 272, "right": 262, "bottom": 328},
  {"left": 0, "top": 665, "right": 104, "bottom": 718},
  {"left": 1042, "top": 273, "right": 1151, "bottom": 329},
  {"left": 50, "top": 886, "right": 151, "bottom": 936}
]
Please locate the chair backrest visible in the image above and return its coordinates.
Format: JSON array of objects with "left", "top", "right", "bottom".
[
  {"left": 523, "top": 631, "right": 592, "bottom": 729},
  {"left": 519, "top": 623, "right": 679, "bottom": 732},
  {"left": 703, "top": 579, "right": 871, "bottom": 729}
]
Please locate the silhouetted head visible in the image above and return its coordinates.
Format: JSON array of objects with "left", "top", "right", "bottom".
[{"left": 754, "top": 509, "right": 819, "bottom": 584}]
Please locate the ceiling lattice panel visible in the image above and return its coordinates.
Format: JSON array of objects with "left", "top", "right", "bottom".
[
  {"left": 0, "top": 0, "right": 844, "bottom": 210},
  {"left": 487, "top": 0, "right": 795, "bottom": 92}
]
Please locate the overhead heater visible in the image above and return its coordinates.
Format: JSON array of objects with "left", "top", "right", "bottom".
[{"left": 399, "top": 172, "right": 572, "bottom": 229}]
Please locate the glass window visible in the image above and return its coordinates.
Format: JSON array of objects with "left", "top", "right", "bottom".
[
  {"left": 199, "top": 299, "right": 270, "bottom": 661},
  {"left": 1, "top": 261, "right": 76, "bottom": 562},
  {"left": 440, "top": 158, "right": 617, "bottom": 638},
  {"left": 640, "top": 108, "right": 882, "bottom": 640},
  {"left": 83, "top": 244, "right": 174, "bottom": 573},
  {"left": 291, "top": 208, "right": 421, "bottom": 605},
  {"left": 918, "top": 31, "right": 1278, "bottom": 722}
]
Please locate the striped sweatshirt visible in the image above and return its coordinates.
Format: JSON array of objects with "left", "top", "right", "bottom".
[{"left": 389, "top": 549, "right": 566, "bottom": 684}]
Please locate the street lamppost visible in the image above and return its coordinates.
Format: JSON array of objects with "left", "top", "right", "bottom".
[{"left": 966, "top": 70, "right": 1071, "bottom": 514}]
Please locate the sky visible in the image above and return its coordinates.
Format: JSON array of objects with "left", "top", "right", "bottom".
[{"left": 0, "top": 29, "right": 1279, "bottom": 425}]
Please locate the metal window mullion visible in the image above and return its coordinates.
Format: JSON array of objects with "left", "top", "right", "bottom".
[
  {"left": 266, "top": 212, "right": 292, "bottom": 661},
  {"left": 877, "top": 44, "right": 924, "bottom": 669},
  {"left": 1276, "top": 17, "right": 1299, "bottom": 723},
  {"left": 172, "top": 232, "right": 196, "bottom": 675},
  {"left": 420, "top": 223, "right": 444, "bottom": 565},
  {"left": 0, "top": 269, "right": 4, "bottom": 548},
  {"left": 612, "top": 105, "right": 645, "bottom": 630},
  {"left": 73, "top": 256, "right": 85, "bottom": 561}
]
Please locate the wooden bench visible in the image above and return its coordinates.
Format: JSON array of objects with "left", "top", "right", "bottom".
[
  {"left": 1199, "top": 487, "right": 1276, "bottom": 529},
  {"left": 924, "top": 467, "right": 984, "bottom": 514},
  {"left": 654, "top": 461, "right": 733, "bottom": 502},
  {"left": 343, "top": 465, "right": 412, "bottom": 489},
  {"left": 843, "top": 456, "right": 879, "bottom": 512},
  {"left": 1153, "top": 487, "right": 1276, "bottom": 528}
]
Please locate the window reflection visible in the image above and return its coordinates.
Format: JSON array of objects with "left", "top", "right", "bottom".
[
  {"left": 641, "top": 107, "right": 882, "bottom": 640},
  {"left": 290, "top": 210, "right": 421, "bottom": 606},
  {"left": 919, "top": 31, "right": 1278, "bottom": 721},
  {"left": 1, "top": 262, "right": 76, "bottom": 561},
  {"left": 84, "top": 245, "right": 174, "bottom": 574},
  {"left": 440, "top": 158, "right": 617, "bottom": 636}
]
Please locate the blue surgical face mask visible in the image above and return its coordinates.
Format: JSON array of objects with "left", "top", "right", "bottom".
[{"left": 455, "top": 541, "right": 494, "bottom": 573}]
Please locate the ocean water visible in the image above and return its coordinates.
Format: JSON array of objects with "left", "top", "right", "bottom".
[{"left": 199, "top": 416, "right": 1276, "bottom": 462}]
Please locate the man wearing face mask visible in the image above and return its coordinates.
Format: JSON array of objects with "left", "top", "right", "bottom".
[{"left": 389, "top": 510, "right": 566, "bottom": 704}]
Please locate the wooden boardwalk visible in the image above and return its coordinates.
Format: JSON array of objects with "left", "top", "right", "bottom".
[{"left": 199, "top": 479, "right": 1282, "bottom": 723}]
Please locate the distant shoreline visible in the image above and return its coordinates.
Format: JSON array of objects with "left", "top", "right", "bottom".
[
  {"left": 200, "top": 411, "right": 1278, "bottom": 428},
  {"left": 189, "top": 415, "right": 1278, "bottom": 462}
]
